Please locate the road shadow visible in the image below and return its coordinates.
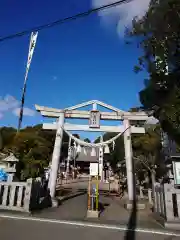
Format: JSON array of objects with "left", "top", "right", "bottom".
[{"left": 124, "top": 162, "right": 137, "bottom": 240}]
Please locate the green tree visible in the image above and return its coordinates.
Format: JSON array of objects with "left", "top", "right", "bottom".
[
  {"left": 9, "top": 130, "right": 52, "bottom": 180},
  {"left": 0, "top": 127, "right": 16, "bottom": 150},
  {"left": 128, "top": 0, "right": 180, "bottom": 143},
  {"left": 132, "top": 125, "right": 165, "bottom": 186},
  {"left": 0, "top": 124, "right": 85, "bottom": 179}
]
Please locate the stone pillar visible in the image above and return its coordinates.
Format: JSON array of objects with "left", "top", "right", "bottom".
[
  {"left": 24, "top": 178, "right": 33, "bottom": 212},
  {"left": 164, "top": 183, "right": 174, "bottom": 221},
  {"left": 48, "top": 113, "right": 64, "bottom": 199},
  {"left": 123, "top": 119, "right": 134, "bottom": 202},
  {"left": 7, "top": 173, "right": 14, "bottom": 182}
]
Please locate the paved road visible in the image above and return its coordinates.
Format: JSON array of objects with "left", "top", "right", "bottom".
[
  {"left": 0, "top": 217, "right": 179, "bottom": 240},
  {"left": 34, "top": 193, "right": 166, "bottom": 230},
  {"left": 35, "top": 193, "right": 88, "bottom": 220}
]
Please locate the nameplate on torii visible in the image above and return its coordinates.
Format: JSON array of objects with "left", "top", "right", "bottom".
[{"left": 89, "top": 110, "right": 100, "bottom": 128}]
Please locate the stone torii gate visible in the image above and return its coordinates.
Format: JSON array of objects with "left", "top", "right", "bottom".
[{"left": 35, "top": 100, "right": 149, "bottom": 204}]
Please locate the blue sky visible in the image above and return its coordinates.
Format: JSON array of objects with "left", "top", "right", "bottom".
[{"left": 0, "top": 0, "right": 149, "bottom": 140}]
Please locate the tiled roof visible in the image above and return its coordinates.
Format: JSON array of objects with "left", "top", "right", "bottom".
[
  {"left": 0, "top": 153, "right": 19, "bottom": 162},
  {"left": 0, "top": 152, "right": 7, "bottom": 160},
  {"left": 76, "top": 148, "right": 99, "bottom": 162}
]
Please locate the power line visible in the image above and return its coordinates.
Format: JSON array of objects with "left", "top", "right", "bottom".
[{"left": 0, "top": 0, "right": 132, "bottom": 42}]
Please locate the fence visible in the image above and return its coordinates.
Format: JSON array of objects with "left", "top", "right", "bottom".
[
  {"left": 153, "top": 181, "right": 180, "bottom": 222},
  {"left": 0, "top": 177, "right": 50, "bottom": 213},
  {"left": 0, "top": 179, "right": 33, "bottom": 212},
  {"left": 154, "top": 183, "right": 166, "bottom": 218}
]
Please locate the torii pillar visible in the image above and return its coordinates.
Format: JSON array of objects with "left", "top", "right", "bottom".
[
  {"left": 48, "top": 112, "right": 64, "bottom": 203},
  {"left": 123, "top": 119, "right": 135, "bottom": 204}
]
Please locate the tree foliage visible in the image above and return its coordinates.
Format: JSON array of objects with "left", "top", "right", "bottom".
[
  {"left": 103, "top": 132, "right": 125, "bottom": 171},
  {"left": 95, "top": 124, "right": 162, "bottom": 176},
  {"left": 128, "top": 0, "right": 180, "bottom": 143},
  {"left": 0, "top": 125, "right": 70, "bottom": 180}
]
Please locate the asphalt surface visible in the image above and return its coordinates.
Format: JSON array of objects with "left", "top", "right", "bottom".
[
  {"left": 0, "top": 217, "right": 179, "bottom": 240},
  {"left": 33, "top": 193, "right": 165, "bottom": 230}
]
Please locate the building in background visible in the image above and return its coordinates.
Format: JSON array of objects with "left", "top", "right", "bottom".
[{"left": 75, "top": 148, "right": 99, "bottom": 174}]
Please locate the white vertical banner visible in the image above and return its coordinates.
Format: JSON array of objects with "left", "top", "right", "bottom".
[
  {"left": 24, "top": 31, "right": 38, "bottom": 85},
  {"left": 18, "top": 31, "right": 38, "bottom": 131}
]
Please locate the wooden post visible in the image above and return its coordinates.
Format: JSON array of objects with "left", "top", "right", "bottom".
[{"left": 48, "top": 112, "right": 64, "bottom": 199}]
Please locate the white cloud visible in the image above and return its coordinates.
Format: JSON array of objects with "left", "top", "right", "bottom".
[
  {"left": 0, "top": 95, "right": 19, "bottom": 112},
  {"left": 13, "top": 107, "right": 36, "bottom": 117},
  {"left": 92, "top": 0, "right": 151, "bottom": 36},
  {"left": 0, "top": 94, "right": 35, "bottom": 118}
]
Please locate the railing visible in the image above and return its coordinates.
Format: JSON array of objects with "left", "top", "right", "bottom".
[
  {"left": 0, "top": 177, "right": 49, "bottom": 213},
  {"left": 0, "top": 179, "right": 33, "bottom": 212},
  {"left": 163, "top": 181, "right": 180, "bottom": 221},
  {"left": 153, "top": 181, "right": 180, "bottom": 222},
  {"left": 154, "top": 183, "right": 166, "bottom": 218}
]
